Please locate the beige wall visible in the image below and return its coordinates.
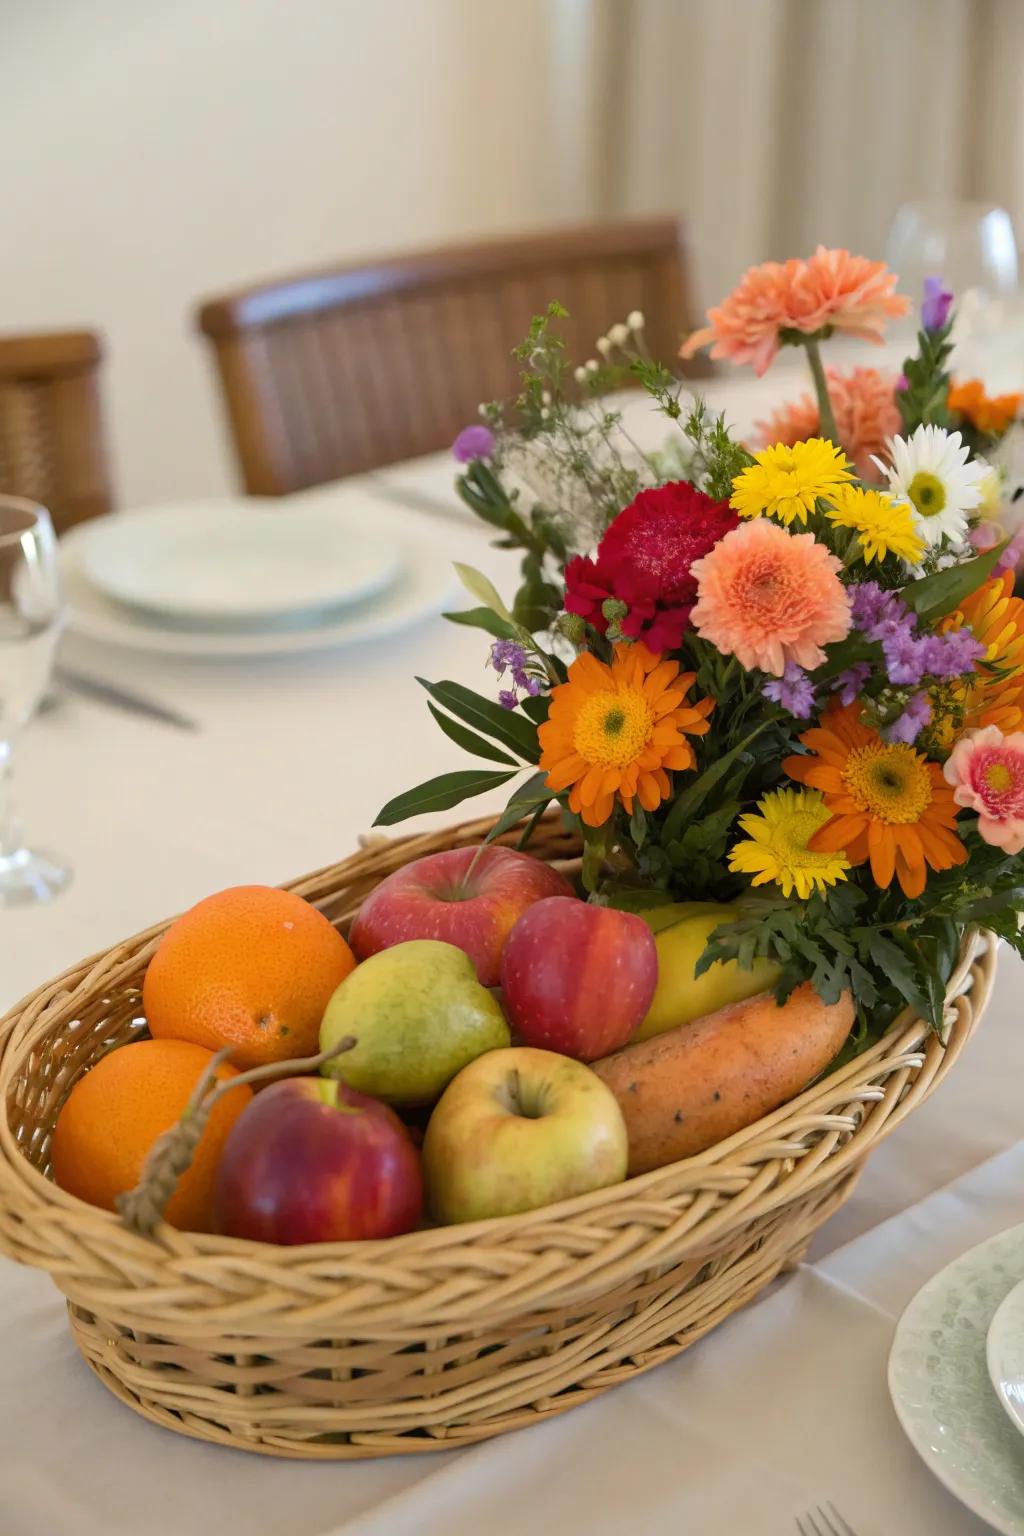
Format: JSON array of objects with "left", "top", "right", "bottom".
[
  {"left": 0, "top": 0, "right": 581, "bottom": 505},
  {"left": 6, "top": 0, "right": 1023, "bottom": 508}
]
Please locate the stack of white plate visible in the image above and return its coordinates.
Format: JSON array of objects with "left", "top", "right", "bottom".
[
  {"left": 59, "top": 496, "right": 453, "bottom": 657},
  {"left": 889, "top": 1223, "right": 1024, "bottom": 1531}
]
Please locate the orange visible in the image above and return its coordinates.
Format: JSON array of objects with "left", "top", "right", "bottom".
[
  {"left": 51, "top": 1038, "right": 252, "bottom": 1232},
  {"left": 142, "top": 884, "right": 356, "bottom": 1070}
]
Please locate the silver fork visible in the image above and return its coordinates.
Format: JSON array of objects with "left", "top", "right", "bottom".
[{"left": 796, "top": 1506, "right": 857, "bottom": 1536}]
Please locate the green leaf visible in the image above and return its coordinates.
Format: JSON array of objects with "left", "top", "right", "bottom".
[
  {"left": 515, "top": 801, "right": 550, "bottom": 851},
  {"left": 902, "top": 542, "right": 1008, "bottom": 623},
  {"left": 374, "top": 768, "right": 519, "bottom": 827},
  {"left": 484, "top": 770, "right": 554, "bottom": 843},
  {"left": 442, "top": 606, "right": 518, "bottom": 640},
  {"left": 417, "top": 678, "right": 540, "bottom": 761},
  {"left": 519, "top": 693, "right": 551, "bottom": 725},
  {"left": 661, "top": 723, "right": 771, "bottom": 844},
  {"left": 426, "top": 702, "right": 518, "bottom": 765},
  {"left": 866, "top": 934, "right": 933, "bottom": 1021},
  {"left": 452, "top": 563, "right": 515, "bottom": 624}
]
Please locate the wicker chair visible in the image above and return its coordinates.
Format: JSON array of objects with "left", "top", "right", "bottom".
[
  {"left": 196, "top": 216, "right": 708, "bottom": 496},
  {"left": 0, "top": 332, "right": 113, "bottom": 536}
]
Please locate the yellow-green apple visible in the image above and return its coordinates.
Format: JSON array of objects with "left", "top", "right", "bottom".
[
  {"left": 635, "top": 902, "right": 781, "bottom": 1041},
  {"left": 422, "top": 1047, "right": 627, "bottom": 1223},
  {"left": 320, "top": 939, "right": 510, "bottom": 1106},
  {"left": 349, "top": 846, "right": 574, "bottom": 985},
  {"left": 215, "top": 1078, "right": 422, "bottom": 1243},
  {"left": 500, "top": 896, "right": 657, "bottom": 1060}
]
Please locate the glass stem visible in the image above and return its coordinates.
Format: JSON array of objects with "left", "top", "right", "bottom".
[
  {"left": 803, "top": 336, "right": 840, "bottom": 446},
  {"left": 0, "top": 739, "right": 20, "bottom": 858}
]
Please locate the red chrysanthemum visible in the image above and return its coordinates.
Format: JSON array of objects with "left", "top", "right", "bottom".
[{"left": 565, "top": 481, "right": 737, "bottom": 651}]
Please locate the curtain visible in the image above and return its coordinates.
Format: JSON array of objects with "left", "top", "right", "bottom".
[{"left": 574, "top": 0, "right": 1024, "bottom": 307}]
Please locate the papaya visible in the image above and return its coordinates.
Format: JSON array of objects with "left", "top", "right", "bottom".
[{"left": 592, "top": 983, "right": 854, "bottom": 1175}]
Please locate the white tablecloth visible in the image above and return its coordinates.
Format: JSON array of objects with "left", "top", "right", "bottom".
[{"left": 3, "top": 365, "right": 1024, "bottom": 1533}]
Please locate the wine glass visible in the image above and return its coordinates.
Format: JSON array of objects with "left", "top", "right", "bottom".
[
  {"left": 886, "top": 201, "right": 1021, "bottom": 367},
  {"left": 0, "top": 497, "right": 70, "bottom": 905}
]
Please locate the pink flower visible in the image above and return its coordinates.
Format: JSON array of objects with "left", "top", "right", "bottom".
[
  {"left": 681, "top": 248, "right": 909, "bottom": 377},
  {"left": 795, "top": 247, "right": 910, "bottom": 342},
  {"left": 689, "top": 519, "right": 851, "bottom": 676},
  {"left": 755, "top": 367, "right": 902, "bottom": 480},
  {"left": 943, "top": 725, "right": 1024, "bottom": 854}
]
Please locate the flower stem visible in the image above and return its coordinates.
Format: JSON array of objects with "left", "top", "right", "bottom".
[{"left": 803, "top": 336, "right": 840, "bottom": 446}]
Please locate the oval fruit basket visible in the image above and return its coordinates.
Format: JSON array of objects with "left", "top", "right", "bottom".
[{"left": 0, "top": 814, "right": 996, "bottom": 1460}]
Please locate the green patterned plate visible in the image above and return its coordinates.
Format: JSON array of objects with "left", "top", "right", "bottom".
[{"left": 889, "top": 1222, "right": 1024, "bottom": 1534}]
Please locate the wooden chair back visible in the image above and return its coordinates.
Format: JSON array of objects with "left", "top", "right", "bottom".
[
  {"left": 196, "top": 217, "right": 707, "bottom": 495},
  {"left": 0, "top": 332, "right": 112, "bottom": 536}
]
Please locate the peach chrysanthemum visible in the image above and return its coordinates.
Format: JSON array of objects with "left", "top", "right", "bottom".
[
  {"left": 795, "top": 247, "right": 910, "bottom": 342},
  {"left": 538, "top": 643, "right": 713, "bottom": 828},
  {"left": 681, "top": 248, "right": 909, "bottom": 377},
  {"left": 689, "top": 519, "right": 851, "bottom": 677},
  {"left": 755, "top": 367, "right": 902, "bottom": 480}
]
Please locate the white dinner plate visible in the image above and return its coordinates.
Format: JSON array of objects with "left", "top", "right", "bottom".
[
  {"left": 73, "top": 500, "right": 401, "bottom": 623},
  {"left": 59, "top": 518, "right": 456, "bottom": 658},
  {"left": 888, "top": 1222, "right": 1024, "bottom": 1534},
  {"left": 990, "top": 1277, "right": 1024, "bottom": 1442}
]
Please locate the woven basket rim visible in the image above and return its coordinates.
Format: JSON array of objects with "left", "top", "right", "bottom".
[{"left": 0, "top": 812, "right": 991, "bottom": 1269}]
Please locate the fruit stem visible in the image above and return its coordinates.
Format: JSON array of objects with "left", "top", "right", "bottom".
[
  {"left": 115, "top": 1035, "right": 357, "bottom": 1238},
  {"left": 454, "top": 839, "right": 488, "bottom": 900}
]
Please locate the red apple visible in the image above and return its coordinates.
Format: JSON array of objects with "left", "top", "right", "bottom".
[
  {"left": 215, "top": 1078, "right": 422, "bottom": 1244},
  {"left": 500, "top": 897, "right": 658, "bottom": 1060},
  {"left": 349, "top": 845, "right": 574, "bottom": 986}
]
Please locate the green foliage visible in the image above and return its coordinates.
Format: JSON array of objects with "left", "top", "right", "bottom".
[
  {"left": 374, "top": 768, "right": 520, "bottom": 827},
  {"left": 682, "top": 401, "right": 756, "bottom": 501},
  {"left": 901, "top": 540, "right": 1007, "bottom": 622},
  {"left": 898, "top": 318, "right": 954, "bottom": 434},
  {"left": 442, "top": 606, "right": 519, "bottom": 640},
  {"left": 415, "top": 678, "right": 540, "bottom": 762},
  {"left": 484, "top": 770, "right": 559, "bottom": 845}
]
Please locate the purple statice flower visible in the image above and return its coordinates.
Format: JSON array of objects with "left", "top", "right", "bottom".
[
  {"left": 895, "top": 373, "right": 909, "bottom": 393},
  {"left": 886, "top": 692, "right": 932, "bottom": 745},
  {"left": 497, "top": 689, "right": 518, "bottom": 711},
  {"left": 921, "top": 275, "right": 954, "bottom": 333},
  {"left": 512, "top": 670, "right": 542, "bottom": 696},
  {"left": 763, "top": 663, "right": 815, "bottom": 719},
  {"left": 919, "top": 629, "right": 986, "bottom": 679},
  {"left": 834, "top": 662, "right": 871, "bottom": 706},
  {"left": 490, "top": 639, "right": 529, "bottom": 675},
  {"left": 848, "top": 581, "right": 908, "bottom": 639},
  {"left": 882, "top": 628, "right": 928, "bottom": 686},
  {"left": 453, "top": 424, "right": 496, "bottom": 464}
]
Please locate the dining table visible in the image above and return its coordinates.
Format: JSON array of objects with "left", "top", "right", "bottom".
[{"left": 3, "top": 350, "right": 1024, "bottom": 1535}]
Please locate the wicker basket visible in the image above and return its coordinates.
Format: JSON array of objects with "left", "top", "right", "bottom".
[{"left": 0, "top": 814, "right": 996, "bottom": 1459}]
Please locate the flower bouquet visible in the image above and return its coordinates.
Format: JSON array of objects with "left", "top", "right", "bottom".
[
  {"left": 381, "top": 249, "right": 1024, "bottom": 1048},
  {"left": 0, "top": 249, "right": 1012, "bottom": 1460}
]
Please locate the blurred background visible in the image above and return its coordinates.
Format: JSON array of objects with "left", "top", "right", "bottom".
[{"left": 4, "top": 0, "right": 1023, "bottom": 508}]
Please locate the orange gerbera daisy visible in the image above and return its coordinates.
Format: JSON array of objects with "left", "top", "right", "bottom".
[
  {"left": 783, "top": 703, "right": 966, "bottom": 898},
  {"left": 538, "top": 643, "right": 713, "bottom": 828},
  {"left": 948, "top": 378, "right": 1022, "bottom": 436},
  {"left": 933, "top": 571, "right": 1024, "bottom": 747}
]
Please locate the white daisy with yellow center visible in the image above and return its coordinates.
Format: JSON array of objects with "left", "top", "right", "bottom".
[{"left": 874, "top": 424, "right": 987, "bottom": 551}]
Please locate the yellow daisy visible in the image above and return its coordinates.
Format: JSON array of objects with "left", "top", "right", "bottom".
[
  {"left": 730, "top": 439, "right": 854, "bottom": 526},
  {"left": 727, "top": 787, "right": 850, "bottom": 900},
  {"left": 823, "top": 484, "right": 925, "bottom": 566}
]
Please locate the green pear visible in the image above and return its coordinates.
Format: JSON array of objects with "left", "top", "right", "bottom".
[
  {"left": 319, "top": 939, "right": 510, "bottom": 1106},
  {"left": 634, "top": 902, "right": 781, "bottom": 1042}
]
